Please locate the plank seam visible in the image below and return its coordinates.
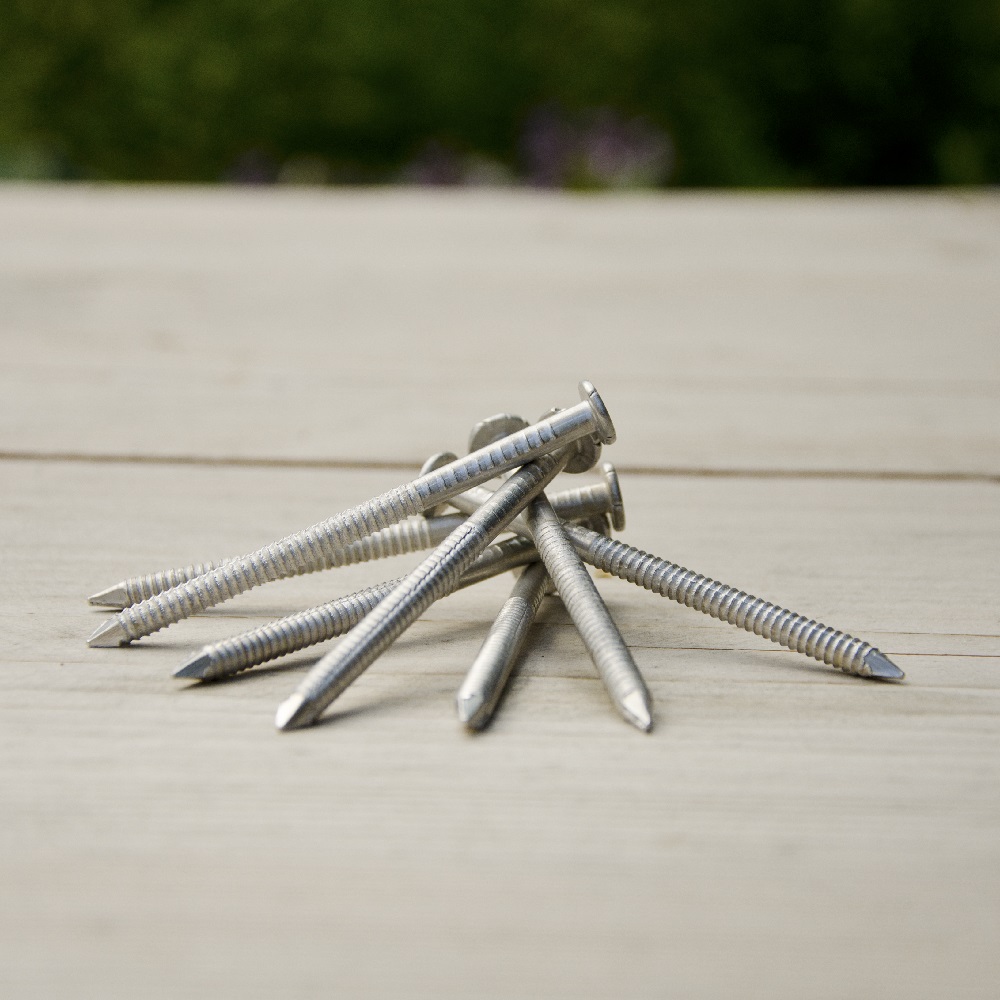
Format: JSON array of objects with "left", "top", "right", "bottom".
[{"left": 1, "top": 450, "right": 997, "bottom": 484}]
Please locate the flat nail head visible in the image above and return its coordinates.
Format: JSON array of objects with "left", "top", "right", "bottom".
[
  {"left": 578, "top": 380, "right": 616, "bottom": 445},
  {"left": 420, "top": 452, "right": 459, "bottom": 517},
  {"left": 467, "top": 414, "right": 529, "bottom": 453},
  {"left": 537, "top": 407, "right": 602, "bottom": 474},
  {"left": 599, "top": 462, "right": 626, "bottom": 531}
]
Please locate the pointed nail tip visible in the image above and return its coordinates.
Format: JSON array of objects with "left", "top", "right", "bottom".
[
  {"left": 87, "top": 618, "right": 130, "bottom": 648},
  {"left": 621, "top": 690, "right": 653, "bottom": 732},
  {"left": 864, "top": 650, "right": 906, "bottom": 681},
  {"left": 173, "top": 652, "right": 213, "bottom": 679},
  {"left": 626, "top": 711, "right": 654, "bottom": 733},
  {"left": 455, "top": 694, "right": 489, "bottom": 730},
  {"left": 275, "top": 693, "right": 314, "bottom": 731},
  {"left": 88, "top": 583, "right": 129, "bottom": 608}
]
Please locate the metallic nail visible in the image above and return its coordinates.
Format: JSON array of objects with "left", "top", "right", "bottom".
[
  {"left": 525, "top": 496, "right": 652, "bottom": 731},
  {"left": 421, "top": 452, "right": 623, "bottom": 533},
  {"left": 275, "top": 449, "right": 576, "bottom": 731},
  {"left": 88, "top": 513, "right": 467, "bottom": 610},
  {"left": 562, "top": 462, "right": 625, "bottom": 531},
  {"left": 176, "top": 536, "right": 539, "bottom": 681},
  {"left": 426, "top": 405, "right": 609, "bottom": 530},
  {"left": 454, "top": 513, "right": 615, "bottom": 730},
  {"left": 448, "top": 420, "right": 625, "bottom": 729},
  {"left": 456, "top": 561, "right": 550, "bottom": 729},
  {"left": 562, "top": 523, "right": 905, "bottom": 681},
  {"left": 417, "top": 413, "right": 528, "bottom": 519},
  {"left": 88, "top": 381, "right": 615, "bottom": 647},
  {"left": 468, "top": 413, "right": 529, "bottom": 454},
  {"left": 89, "top": 561, "right": 220, "bottom": 609}
]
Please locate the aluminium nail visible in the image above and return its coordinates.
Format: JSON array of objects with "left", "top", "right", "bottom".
[
  {"left": 275, "top": 448, "right": 576, "bottom": 731},
  {"left": 92, "top": 441, "right": 605, "bottom": 610},
  {"left": 525, "top": 495, "right": 652, "bottom": 732},
  {"left": 454, "top": 514, "right": 613, "bottom": 729},
  {"left": 561, "top": 522, "right": 905, "bottom": 681},
  {"left": 175, "top": 536, "right": 539, "bottom": 681},
  {"left": 88, "top": 513, "right": 467, "bottom": 610},
  {"left": 420, "top": 413, "right": 525, "bottom": 518},
  {"left": 89, "top": 561, "right": 220, "bottom": 609},
  {"left": 88, "top": 380, "right": 615, "bottom": 647},
  {"left": 455, "top": 561, "right": 550, "bottom": 729},
  {"left": 423, "top": 452, "right": 625, "bottom": 534},
  {"left": 422, "top": 407, "right": 612, "bottom": 534}
]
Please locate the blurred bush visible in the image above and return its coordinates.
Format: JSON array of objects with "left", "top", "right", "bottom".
[{"left": 1, "top": 0, "right": 997, "bottom": 186}]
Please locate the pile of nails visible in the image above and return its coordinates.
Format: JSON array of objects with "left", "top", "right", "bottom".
[{"left": 87, "top": 381, "right": 903, "bottom": 734}]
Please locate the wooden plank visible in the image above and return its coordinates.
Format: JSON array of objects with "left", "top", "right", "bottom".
[
  {"left": 1, "top": 186, "right": 998, "bottom": 474},
  {"left": 1, "top": 188, "right": 997, "bottom": 998},
  {"left": 1, "top": 458, "right": 997, "bottom": 998}
]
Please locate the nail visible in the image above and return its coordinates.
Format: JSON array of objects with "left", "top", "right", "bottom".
[
  {"left": 88, "top": 381, "right": 615, "bottom": 646},
  {"left": 275, "top": 449, "right": 577, "bottom": 730},
  {"left": 456, "top": 561, "right": 550, "bottom": 729},
  {"left": 525, "top": 496, "right": 652, "bottom": 731},
  {"left": 562, "top": 522, "right": 904, "bottom": 681},
  {"left": 175, "top": 536, "right": 539, "bottom": 681}
]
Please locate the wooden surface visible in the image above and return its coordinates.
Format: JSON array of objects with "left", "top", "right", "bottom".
[{"left": 1, "top": 185, "right": 998, "bottom": 999}]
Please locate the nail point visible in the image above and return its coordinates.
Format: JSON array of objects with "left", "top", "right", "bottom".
[
  {"left": 275, "top": 693, "right": 314, "bottom": 731},
  {"left": 88, "top": 583, "right": 130, "bottom": 609},
  {"left": 456, "top": 691, "right": 488, "bottom": 729},
  {"left": 621, "top": 689, "right": 653, "bottom": 732},
  {"left": 87, "top": 617, "right": 131, "bottom": 648},
  {"left": 174, "top": 652, "right": 214, "bottom": 680},
  {"left": 863, "top": 649, "right": 905, "bottom": 681}
]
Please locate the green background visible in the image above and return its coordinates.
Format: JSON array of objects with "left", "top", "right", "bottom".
[{"left": 2, "top": 0, "right": 998, "bottom": 185}]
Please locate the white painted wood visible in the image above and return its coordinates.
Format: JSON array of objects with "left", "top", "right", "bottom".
[
  {"left": 1, "top": 186, "right": 998, "bottom": 473},
  {"left": 0, "top": 188, "right": 997, "bottom": 998},
  {"left": 1, "top": 458, "right": 997, "bottom": 999}
]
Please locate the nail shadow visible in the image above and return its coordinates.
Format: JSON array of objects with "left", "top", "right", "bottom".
[
  {"left": 310, "top": 683, "right": 445, "bottom": 729},
  {"left": 397, "top": 618, "right": 491, "bottom": 649},
  {"left": 178, "top": 653, "right": 323, "bottom": 688}
]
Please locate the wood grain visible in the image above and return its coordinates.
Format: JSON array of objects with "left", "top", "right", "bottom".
[
  {"left": 0, "top": 188, "right": 997, "bottom": 999},
  {"left": 1, "top": 186, "right": 998, "bottom": 473}
]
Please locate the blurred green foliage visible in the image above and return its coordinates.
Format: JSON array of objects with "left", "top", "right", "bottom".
[{"left": 1, "top": 0, "right": 998, "bottom": 185}]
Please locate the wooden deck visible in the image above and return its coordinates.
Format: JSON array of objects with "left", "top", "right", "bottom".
[{"left": 1, "top": 186, "right": 998, "bottom": 998}]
